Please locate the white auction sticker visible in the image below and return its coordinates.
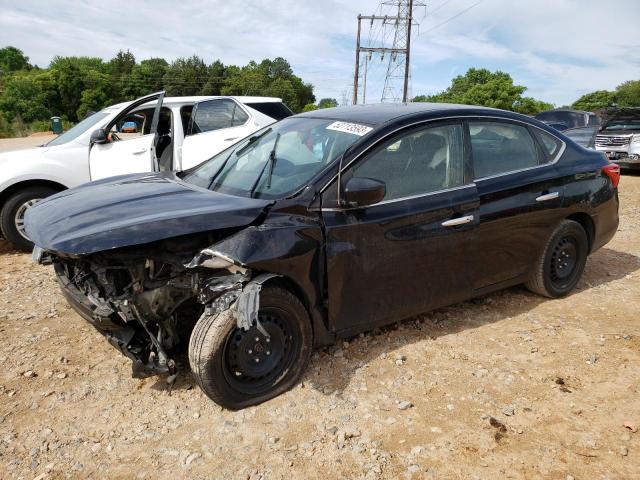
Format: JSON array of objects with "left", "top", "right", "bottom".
[{"left": 326, "top": 121, "right": 373, "bottom": 136}]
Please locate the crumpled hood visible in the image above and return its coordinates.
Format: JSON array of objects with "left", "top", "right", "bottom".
[
  {"left": 25, "top": 172, "right": 272, "bottom": 255},
  {"left": 598, "top": 107, "right": 640, "bottom": 131}
]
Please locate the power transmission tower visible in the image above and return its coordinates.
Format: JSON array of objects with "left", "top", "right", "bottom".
[{"left": 353, "top": 0, "right": 424, "bottom": 104}]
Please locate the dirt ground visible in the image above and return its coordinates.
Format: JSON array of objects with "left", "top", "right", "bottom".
[
  {"left": 0, "top": 141, "right": 639, "bottom": 479},
  {"left": 0, "top": 133, "right": 57, "bottom": 153}
]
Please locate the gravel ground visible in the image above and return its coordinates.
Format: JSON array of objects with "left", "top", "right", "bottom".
[
  {"left": 0, "top": 133, "right": 57, "bottom": 153},
  {"left": 0, "top": 170, "right": 639, "bottom": 479}
]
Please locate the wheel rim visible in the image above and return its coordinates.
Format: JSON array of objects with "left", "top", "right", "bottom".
[
  {"left": 14, "top": 198, "right": 42, "bottom": 241},
  {"left": 550, "top": 236, "right": 579, "bottom": 286},
  {"left": 223, "top": 308, "right": 298, "bottom": 395}
]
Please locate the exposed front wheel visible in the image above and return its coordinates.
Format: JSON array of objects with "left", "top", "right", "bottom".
[
  {"left": 526, "top": 219, "right": 589, "bottom": 298},
  {"left": 188, "top": 285, "right": 312, "bottom": 409},
  {"left": 0, "top": 186, "right": 60, "bottom": 251}
]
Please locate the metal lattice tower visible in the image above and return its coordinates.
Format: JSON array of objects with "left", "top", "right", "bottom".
[
  {"left": 353, "top": 0, "right": 424, "bottom": 104},
  {"left": 381, "top": 1, "right": 412, "bottom": 102}
]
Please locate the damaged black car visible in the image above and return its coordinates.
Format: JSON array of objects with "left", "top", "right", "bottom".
[{"left": 25, "top": 104, "right": 620, "bottom": 409}]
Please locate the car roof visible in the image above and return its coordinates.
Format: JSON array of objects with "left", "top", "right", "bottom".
[
  {"left": 106, "top": 96, "right": 283, "bottom": 112},
  {"left": 295, "top": 102, "right": 514, "bottom": 126}
]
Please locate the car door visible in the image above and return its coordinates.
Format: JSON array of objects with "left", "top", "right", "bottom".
[
  {"left": 468, "top": 119, "right": 566, "bottom": 291},
  {"left": 321, "top": 121, "right": 480, "bottom": 334},
  {"left": 89, "top": 91, "right": 165, "bottom": 181},
  {"left": 180, "top": 98, "right": 256, "bottom": 170}
]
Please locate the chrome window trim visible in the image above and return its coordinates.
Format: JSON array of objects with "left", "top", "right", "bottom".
[
  {"left": 320, "top": 183, "right": 476, "bottom": 212},
  {"left": 318, "top": 114, "right": 567, "bottom": 198}
]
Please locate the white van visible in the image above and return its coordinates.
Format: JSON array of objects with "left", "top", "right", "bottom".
[{"left": 0, "top": 92, "right": 292, "bottom": 249}]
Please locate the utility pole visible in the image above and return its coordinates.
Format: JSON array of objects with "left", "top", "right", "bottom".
[
  {"left": 402, "top": 0, "right": 413, "bottom": 102},
  {"left": 352, "top": 1, "right": 424, "bottom": 104},
  {"left": 353, "top": 15, "right": 362, "bottom": 105}
]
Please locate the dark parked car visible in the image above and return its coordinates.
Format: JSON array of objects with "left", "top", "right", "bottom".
[
  {"left": 25, "top": 103, "right": 620, "bottom": 409},
  {"left": 534, "top": 109, "right": 600, "bottom": 131}
]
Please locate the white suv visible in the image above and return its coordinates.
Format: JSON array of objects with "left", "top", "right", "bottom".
[{"left": 0, "top": 92, "right": 291, "bottom": 250}]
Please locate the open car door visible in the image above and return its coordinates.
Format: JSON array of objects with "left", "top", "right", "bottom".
[
  {"left": 180, "top": 98, "right": 259, "bottom": 170},
  {"left": 89, "top": 91, "right": 165, "bottom": 181}
]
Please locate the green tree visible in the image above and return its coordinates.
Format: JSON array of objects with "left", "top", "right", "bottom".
[
  {"left": 572, "top": 90, "right": 616, "bottom": 111},
  {"left": 0, "top": 46, "right": 317, "bottom": 133},
  {"left": 163, "top": 56, "right": 209, "bottom": 96},
  {"left": 0, "top": 71, "right": 51, "bottom": 122},
  {"left": 616, "top": 80, "right": 640, "bottom": 107},
  {"left": 412, "top": 68, "right": 551, "bottom": 114},
  {"left": 318, "top": 98, "right": 338, "bottom": 109},
  {"left": 201, "top": 60, "right": 227, "bottom": 96},
  {"left": 108, "top": 50, "right": 136, "bottom": 102},
  {"left": 221, "top": 58, "right": 314, "bottom": 112},
  {"left": 121, "top": 58, "right": 169, "bottom": 99},
  {"left": 0, "top": 46, "right": 30, "bottom": 73}
]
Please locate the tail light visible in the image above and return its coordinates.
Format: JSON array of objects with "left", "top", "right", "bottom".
[{"left": 602, "top": 163, "right": 620, "bottom": 188}]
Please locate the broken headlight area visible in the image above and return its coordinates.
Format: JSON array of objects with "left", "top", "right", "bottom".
[{"left": 49, "top": 242, "right": 273, "bottom": 384}]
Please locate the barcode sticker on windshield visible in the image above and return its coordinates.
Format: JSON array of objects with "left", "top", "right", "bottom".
[{"left": 326, "top": 121, "right": 373, "bottom": 136}]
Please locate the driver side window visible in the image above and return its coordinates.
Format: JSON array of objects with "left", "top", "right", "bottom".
[
  {"left": 351, "top": 123, "right": 466, "bottom": 201},
  {"left": 110, "top": 112, "right": 148, "bottom": 141}
]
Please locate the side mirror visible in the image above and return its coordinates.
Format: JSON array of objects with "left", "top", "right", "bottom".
[
  {"left": 343, "top": 177, "right": 386, "bottom": 208},
  {"left": 90, "top": 128, "right": 108, "bottom": 145}
]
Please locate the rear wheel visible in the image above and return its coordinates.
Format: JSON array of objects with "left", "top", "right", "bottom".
[
  {"left": 526, "top": 220, "right": 589, "bottom": 298},
  {"left": 0, "top": 186, "right": 59, "bottom": 251},
  {"left": 189, "top": 286, "right": 312, "bottom": 409}
]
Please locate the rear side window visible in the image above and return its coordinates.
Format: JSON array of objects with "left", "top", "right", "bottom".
[
  {"left": 246, "top": 102, "right": 293, "bottom": 120},
  {"left": 469, "top": 121, "right": 540, "bottom": 179},
  {"left": 352, "top": 123, "right": 465, "bottom": 201},
  {"left": 534, "top": 129, "right": 563, "bottom": 160},
  {"left": 189, "top": 99, "right": 249, "bottom": 135}
]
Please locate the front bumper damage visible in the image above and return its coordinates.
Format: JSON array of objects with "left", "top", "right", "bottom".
[{"left": 36, "top": 245, "right": 279, "bottom": 383}]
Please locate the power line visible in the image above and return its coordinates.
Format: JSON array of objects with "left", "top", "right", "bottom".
[{"left": 422, "top": 0, "right": 485, "bottom": 35}]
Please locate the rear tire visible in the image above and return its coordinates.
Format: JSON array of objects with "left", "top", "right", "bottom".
[
  {"left": 526, "top": 220, "right": 589, "bottom": 298},
  {"left": 0, "top": 186, "right": 59, "bottom": 251},
  {"left": 189, "top": 285, "right": 312, "bottom": 409}
]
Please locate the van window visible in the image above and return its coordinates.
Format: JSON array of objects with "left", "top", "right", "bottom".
[
  {"left": 245, "top": 102, "right": 293, "bottom": 120},
  {"left": 189, "top": 99, "right": 249, "bottom": 135}
]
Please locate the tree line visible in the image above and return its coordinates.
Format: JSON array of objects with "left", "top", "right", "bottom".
[
  {"left": 0, "top": 46, "right": 318, "bottom": 137},
  {"left": 1, "top": 46, "right": 638, "bottom": 138},
  {"left": 413, "top": 68, "right": 639, "bottom": 113}
]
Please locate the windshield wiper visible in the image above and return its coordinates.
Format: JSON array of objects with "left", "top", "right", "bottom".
[
  {"left": 206, "top": 128, "right": 273, "bottom": 190},
  {"left": 235, "top": 128, "right": 272, "bottom": 157},
  {"left": 249, "top": 132, "right": 280, "bottom": 198}
]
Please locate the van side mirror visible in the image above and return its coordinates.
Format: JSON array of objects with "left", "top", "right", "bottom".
[
  {"left": 343, "top": 177, "right": 386, "bottom": 208},
  {"left": 90, "top": 128, "right": 108, "bottom": 145}
]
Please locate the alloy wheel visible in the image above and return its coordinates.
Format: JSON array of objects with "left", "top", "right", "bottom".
[{"left": 14, "top": 198, "right": 42, "bottom": 241}]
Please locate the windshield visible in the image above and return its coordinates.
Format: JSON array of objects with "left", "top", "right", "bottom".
[
  {"left": 602, "top": 119, "right": 640, "bottom": 131},
  {"left": 184, "top": 117, "right": 368, "bottom": 199},
  {"left": 45, "top": 111, "right": 110, "bottom": 146}
]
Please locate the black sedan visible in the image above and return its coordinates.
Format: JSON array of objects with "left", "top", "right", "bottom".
[{"left": 25, "top": 103, "right": 620, "bottom": 409}]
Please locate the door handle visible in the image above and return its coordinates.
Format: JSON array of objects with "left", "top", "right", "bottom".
[
  {"left": 536, "top": 191, "right": 560, "bottom": 202},
  {"left": 442, "top": 215, "right": 474, "bottom": 227},
  {"left": 132, "top": 148, "right": 148, "bottom": 155}
]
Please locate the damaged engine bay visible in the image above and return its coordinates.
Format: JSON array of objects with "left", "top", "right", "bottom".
[{"left": 41, "top": 233, "right": 276, "bottom": 384}]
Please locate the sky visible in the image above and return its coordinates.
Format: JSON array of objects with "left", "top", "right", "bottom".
[{"left": 1, "top": 0, "right": 639, "bottom": 107}]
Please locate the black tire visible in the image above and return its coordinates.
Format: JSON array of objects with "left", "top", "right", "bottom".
[
  {"left": 0, "top": 186, "right": 59, "bottom": 251},
  {"left": 526, "top": 220, "right": 589, "bottom": 298},
  {"left": 189, "top": 285, "right": 313, "bottom": 409}
]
